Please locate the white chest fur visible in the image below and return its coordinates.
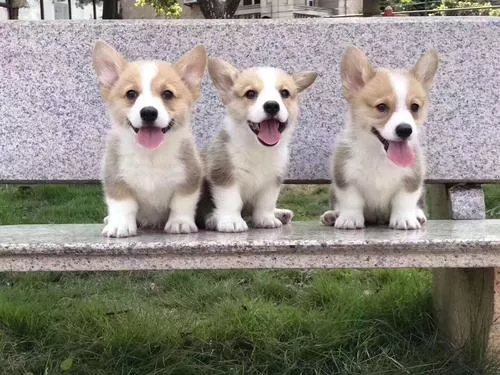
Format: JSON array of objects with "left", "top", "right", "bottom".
[
  {"left": 117, "top": 132, "right": 187, "bottom": 212},
  {"left": 340, "top": 128, "right": 418, "bottom": 214},
  {"left": 227, "top": 137, "right": 288, "bottom": 201}
]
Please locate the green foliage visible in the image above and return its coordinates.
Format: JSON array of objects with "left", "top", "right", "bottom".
[
  {"left": 135, "top": 0, "right": 183, "bottom": 18},
  {"left": 432, "top": 0, "right": 500, "bottom": 15},
  {"left": 2, "top": 269, "right": 494, "bottom": 374},
  {"left": 380, "top": 0, "right": 439, "bottom": 13}
]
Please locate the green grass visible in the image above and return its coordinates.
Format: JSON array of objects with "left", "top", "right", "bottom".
[{"left": 0, "top": 184, "right": 499, "bottom": 374}]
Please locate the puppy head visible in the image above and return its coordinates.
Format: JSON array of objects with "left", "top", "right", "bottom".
[
  {"left": 208, "top": 58, "right": 317, "bottom": 147},
  {"left": 341, "top": 47, "right": 438, "bottom": 168},
  {"left": 93, "top": 41, "right": 207, "bottom": 150}
]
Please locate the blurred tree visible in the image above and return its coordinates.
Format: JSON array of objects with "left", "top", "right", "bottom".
[{"left": 135, "top": 0, "right": 182, "bottom": 17}]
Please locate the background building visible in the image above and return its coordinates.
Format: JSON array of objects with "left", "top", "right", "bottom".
[{"left": 183, "top": 0, "right": 363, "bottom": 18}]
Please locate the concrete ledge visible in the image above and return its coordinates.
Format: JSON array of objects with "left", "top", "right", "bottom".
[
  {"left": 0, "top": 18, "right": 499, "bottom": 183},
  {"left": 1, "top": 220, "right": 499, "bottom": 271}
]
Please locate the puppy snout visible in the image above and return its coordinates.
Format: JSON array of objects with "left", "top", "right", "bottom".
[
  {"left": 395, "top": 123, "right": 412, "bottom": 140},
  {"left": 263, "top": 101, "right": 280, "bottom": 117},
  {"left": 140, "top": 106, "right": 158, "bottom": 123}
]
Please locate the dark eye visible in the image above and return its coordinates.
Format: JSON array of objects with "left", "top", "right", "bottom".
[
  {"left": 376, "top": 103, "right": 389, "bottom": 113},
  {"left": 125, "top": 90, "right": 138, "bottom": 100},
  {"left": 410, "top": 103, "right": 420, "bottom": 113},
  {"left": 162, "top": 90, "right": 174, "bottom": 101},
  {"left": 280, "top": 89, "right": 290, "bottom": 99},
  {"left": 245, "top": 90, "right": 257, "bottom": 100}
]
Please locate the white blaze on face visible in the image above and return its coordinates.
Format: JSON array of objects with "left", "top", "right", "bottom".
[
  {"left": 127, "top": 62, "right": 172, "bottom": 150},
  {"left": 381, "top": 71, "right": 417, "bottom": 169},
  {"left": 380, "top": 71, "right": 417, "bottom": 141}
]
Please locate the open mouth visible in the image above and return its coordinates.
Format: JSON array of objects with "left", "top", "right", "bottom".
[
  {"left": 128, "top": 119, "right": 175, "bottom": 150},
  {"left": 248, "top": 119, "right": 287, "bottom": 147},
  {"left": 371, "top": 127, "right": 416, "bottom": 168}
]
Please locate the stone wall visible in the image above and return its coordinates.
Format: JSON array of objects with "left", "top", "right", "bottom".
[{"left": 0, "top": 18, "right": 498, "bottom": 182}]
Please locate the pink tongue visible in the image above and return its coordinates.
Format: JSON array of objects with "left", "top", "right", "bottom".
[
  {"left": 137, "top": 127, "right": 165, "bottom": 150},
  {"left": 257, "top": 120, "right": 281, "bottom": 146},
  {"left": 387, "top": 141, "right": 416, "bottom": 168}
]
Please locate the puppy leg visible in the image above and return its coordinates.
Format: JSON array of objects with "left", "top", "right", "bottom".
[
  {"left": 165, "top": 190, "right": 200, "bottom": 234},
  {"left": 333, "top": 185, "right": 365, "bottom": 229},
  {"left": 102, "top": 197, "right": 138, "bottom": 238},
  {"left": 209, "top": 184, "right": 248, "bottom": 232},
  {"left": 253, "top": 185, "right": 283, "bottom": 229},
  {"left": 390, "top": 188, "right": 425, "bottom": 230}
]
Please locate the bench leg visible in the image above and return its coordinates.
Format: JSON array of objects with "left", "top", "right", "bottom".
[{"left": 433, "top": 268, "right": 500, "bottom": 360}]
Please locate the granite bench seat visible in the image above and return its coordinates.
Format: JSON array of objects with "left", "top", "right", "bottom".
[
  {"left": 0, "top": 17, "right": 499, "bottom": 361},
  {"left": 1, "top": 221, "right": 500, "bottom": 272}
]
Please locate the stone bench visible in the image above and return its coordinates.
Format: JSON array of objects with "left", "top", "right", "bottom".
[{"left": 0, "top": 18, "right": 499, "bottom": 360}]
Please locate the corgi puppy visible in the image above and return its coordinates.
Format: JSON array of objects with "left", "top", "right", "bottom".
[
  {"left": 92, "top": 41, "right": 207, "bottom": 237},
  {"left": 197, "top": 59, "right": 317, "bottom": 232},
  {"left": 321, "top": 47, "right": 439, "bottom": 230}
]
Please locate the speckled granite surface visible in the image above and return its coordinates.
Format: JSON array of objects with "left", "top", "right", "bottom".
[
  {"left": 1, "top": 220, "right": 499, "bottom": 271},
  {"left": 448, "top": 185, "right": 486, "bottom": 220},
  {"left": 0, "top": 18, "right": 499, "bottom": 183}
]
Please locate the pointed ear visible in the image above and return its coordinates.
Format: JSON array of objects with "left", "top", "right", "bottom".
[
  {"left": 340, "top": 46, "right": 375, "bottom": 99},
  {"left": 207, "top": 58, "right": 240, "bottom": 104},
  {"left": 292, "top": 71, "right": 318, "bottom": 93},
  {"left": 411, "top": 50, "right": 439, "bottom": 91},
  {"left": 92, "top": 41, "right": 126, "bottom": 89},
  {"left": 175, "top": 46, "right": 207, "bottom": 96}
]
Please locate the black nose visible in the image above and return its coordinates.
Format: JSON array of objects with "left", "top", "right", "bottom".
[
  {"left": 140, "top": 106, "right": 158, "bottom": 123},
  {"left": 395, "top": 123, "right": 413, "bottom": 139},
  {"left": 263, "top": 101, "right": 280, "bottom": 117}
]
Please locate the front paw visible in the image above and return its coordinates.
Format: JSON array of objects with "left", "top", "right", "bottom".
[
  {"left": 253, "top": 214, "right": 282, "bottom": 229},
  {"left": 416, "top": 208, "right": 427, "bottom": 225},
  {"left": 334, "top": 211, "right": 365, "bottom": 229},
  {"left": 274, "top": 209, "right": 294, "bottom": 225},
  {"left": 165, "top": 217, "right": 198, "bottom": 234},
  {"left": 389, "top": 211, "right": 423, "bottom": 230},
  {"left": 102, "top": 215, "right": 137, "bottom": 238},
  {"left": 210, "top": 215, "right": 248, "bottom": 233},
  {"left": 320, "top": 210, "right": 339, "bottom": 226}
]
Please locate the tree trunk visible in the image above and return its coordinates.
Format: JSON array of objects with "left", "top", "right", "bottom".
[
  {"left": 362, "top": 0, "right": 380, "bottom": 16},
  {"left": 102, "top": 0, "right": 119, "bottom": 18},
  {"left": 198, "top": 0, "right": 240, "bottom": 18}
]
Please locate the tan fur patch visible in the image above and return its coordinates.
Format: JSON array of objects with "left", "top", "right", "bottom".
[
  {"left": 153, "top": 63, "right": 196, "bottom": 128},
  {"left": 406, "top": 74, "right": 429, "bottom": 126},
  {"left": 403, "top": 151, "right": 424, "bottom": 192},
  {"left": 177, "top": 139, "right": 203, "bottom": 195},
  {"left": 276, "top": 72, "right": 299, "bottom": 122},
  {"left": 350, "top": 71, "right": 396, "bottom": 132},
  {"left": 232, "top": 71, "right": 264, "bottom": 98},
  {"left": 102, "top": 136, "right": 135, "bottom": 200},
  {"left": 101, "top": 63, "right": 142, "bottom": 129},
  {"left": 333, "top": 142, "right": 351, "bottom": 189},
  {"left": 206, "top": 130, "right": 234, "bottom": 186},
  {"left": 227, "top": 71, "right": 265, "bottom": 123}
]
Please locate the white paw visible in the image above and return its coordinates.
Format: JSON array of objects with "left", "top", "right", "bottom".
[
  {"left": 274, "top": 209, "right": 294, "bottom": 225},
  {"left": 212, "top": 215, "right": 248, "bottom": 233},
  {"left": 334, "top": 211, "right": 365, "bottom": 229},
  {"left": 253, "top": 214, "right": 283, "bottom": 229},
  {"left": 164, "top": 217, "right": 198, "bottom": 234},
  {"left": 102, "top": 215, "right": 137, "bottom": 238},
  {"left": 416, "top": 208, "right": 427, "bottom": 225},
  {"left": 320, "top": 210, "right": 339, "bottom": 226},
  {"left": 389, "top": 211, "right": 422, "bottom": 230}
]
